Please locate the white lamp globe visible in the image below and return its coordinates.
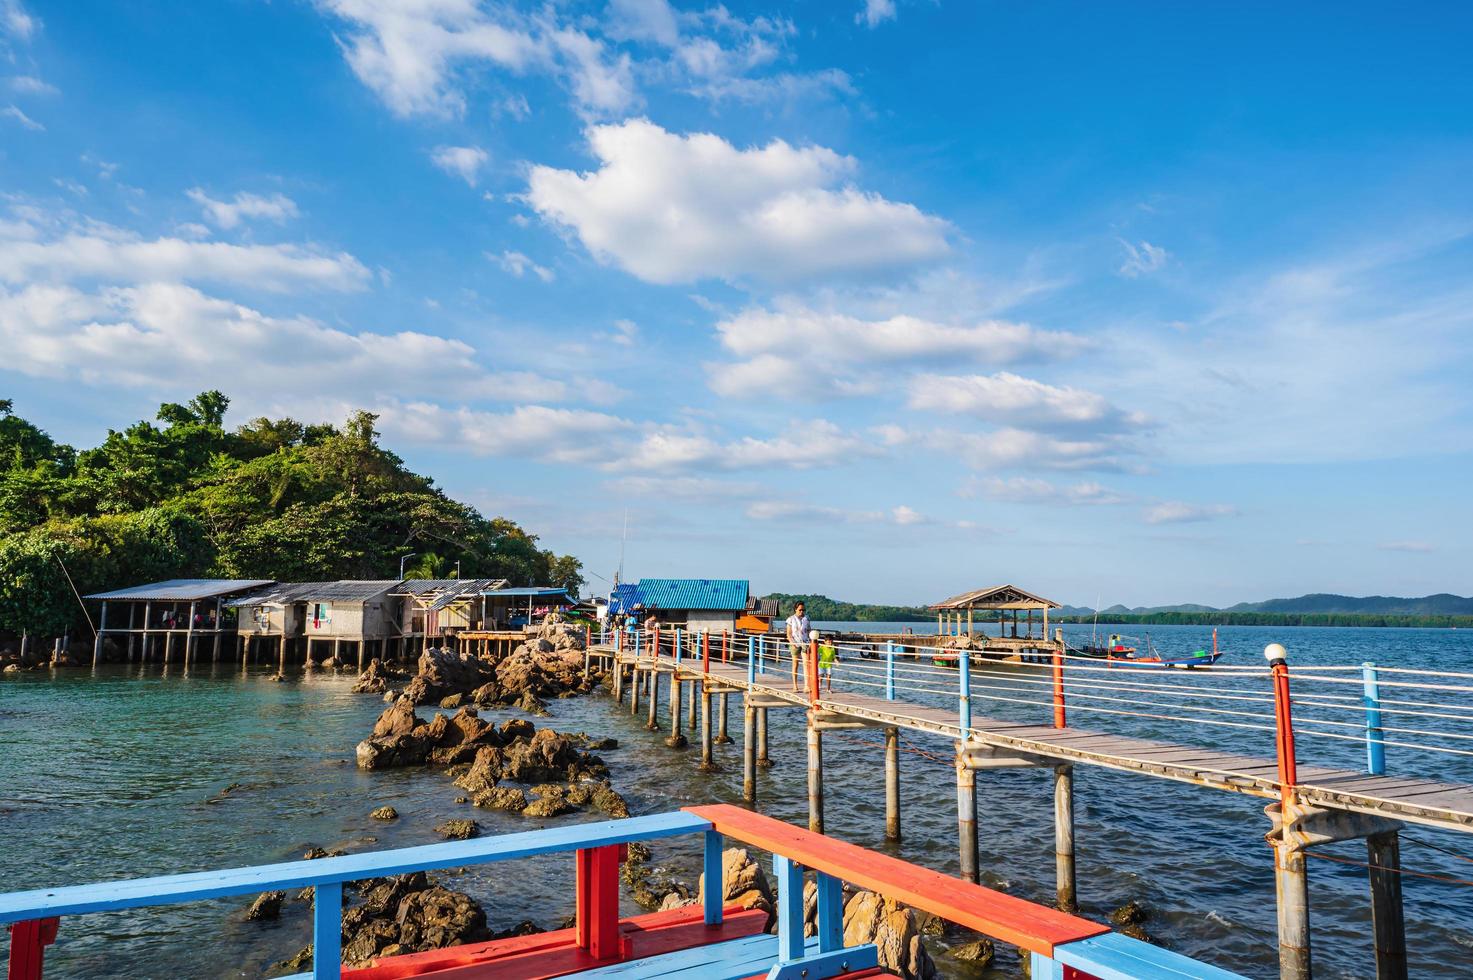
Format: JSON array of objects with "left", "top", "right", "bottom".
[{"left": 1264, "top": 643, "right": 1288, "bottom": 662}]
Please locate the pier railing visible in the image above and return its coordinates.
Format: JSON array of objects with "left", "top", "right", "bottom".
[
  {"left": 0, "top": 805, "right": 1244, "bottom": 980},
  {"left": 610, "top": 626, "right": 1473, "bottom": 804}
]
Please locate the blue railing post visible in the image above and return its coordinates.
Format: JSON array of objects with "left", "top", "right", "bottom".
[
  {"left": 313, "top": 880, "right": 343, "bottom": 979},
  {"left": 674, "top": 627, "right": 682, "bottom": 666},
  {"left": 757, "top": 634, "right": 765, "bottom": 675},
  {"left": 703, "top": 830, "right": 725, "bottom": 926},
  {"left": 634, "top": 627, "right": 642, "bottom": 660},
  {"left": 747, "top": 636, "right": 756, "bottom": 684},
  {"left": 815, "top": 871, "right": 843, "bottom": 953},
  {"left": 1363, "top": 661, "right": 1386, "bottom": 775},
  {"left": 772, "top": 854, "right": 805, "bottom": 963},
  {"left": 958, "top": 648, "right": 972, "bottom": 734},
  {"left": 885, "top": 641, "right": 895, "bottom": 700}
]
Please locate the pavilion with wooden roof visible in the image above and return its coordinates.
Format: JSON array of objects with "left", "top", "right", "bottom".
[{"left": 929, "top": 584, "right": 1060, "bottom": 643}]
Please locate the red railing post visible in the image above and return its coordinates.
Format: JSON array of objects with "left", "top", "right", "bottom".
[
  {"left": 807, "top": 638, "right": 820, "bottom": 703},
  {"left": 654, "top": 624, "right": 661, "bottom": 664},
  {"left": 6, "top": 917, "right": 59, "bottom": 980},
  {"left": 722, "top": 630, "right": 729, "bottom": 663},
  {"left": 574, "top": 845, "right": 626, "bottom": 961},
  {"left": 702, "top": 631, "right": 710, "bottom": 673},
  {"left": 1267, "top": 643, "right": 1297, "bottom": 802}
]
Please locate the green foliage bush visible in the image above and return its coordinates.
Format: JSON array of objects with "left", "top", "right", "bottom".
[{"left": 0, "top": 394, "right": 582, "bottom": 636}]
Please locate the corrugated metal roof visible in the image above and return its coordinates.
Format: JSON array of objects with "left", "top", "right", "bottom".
[
  {"left": 611, "top": 578, "right": 749, "bottom": 613},
  {"left": 395, "top": 578, "right": 508, "bottom": 596},
  {"left": 485, "top": 587, "right": 572, "bottom": 598},
  {"left": 86, "top": 579, "right": 275, "bottom": 602},
  {"left": 226, "top": 581, "right": 400, "bottom": 606}
]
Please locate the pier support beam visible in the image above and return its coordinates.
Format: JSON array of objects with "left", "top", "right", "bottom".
[
  {"left": 646, "top": 669, "right": 661, "bottom": 731},
  {"left": 884, "top": 727, "right": 901, "bottom": 842},
  {"left": 630, "top": 666, "right": 641, "bottom": 716},
  {"left": 1272, "top": 836, "right": 1311, "bottom": 980},
  {"left": 743, "top": 698, "right": 757, "bottom": 805},
  {"left": 715, "top": 692, "right": 732, "bottom": 744},
  {"left": 807, "top": 713, "right": 824, "bottom": 833},
  {"left": 277, "top": 636, "right": 286, "bottom": 675},
  {"left": 1054, "top": 764, "right": 1077, "bottom": 912},
  {"left": 956, "top": 749, "right": 978, "bottom": 884},
  {"left": 757, "top": 707, "right": 771, "bottom": 767},
  {"left": 613, "top": 660, "right": 624, "bottom": 705},
  {"left": 687, "top": 679, "right": 697, "bottom": 731},
  {"left": 698, "top": 685, "right": 717, "bottom": 772},
  {"left": 1367, "top": 831, "right": 1408, "bottom": 980},
  {"left": 666, "top": 675, "right": 686, "bottom": 748}
]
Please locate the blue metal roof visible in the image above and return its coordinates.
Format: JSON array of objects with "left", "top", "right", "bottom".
[
  {"left": 484, "top": 587, "right": 572, "bottom": 599},
  {"left": 608, "top": 578, "right": 748, "bottom": 614},
  {"left": 86, "top": 579, "right": 275, "bottom": 601}
]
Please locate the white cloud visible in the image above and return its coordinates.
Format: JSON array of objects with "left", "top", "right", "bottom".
[
  {"left": 2, "top": 104, "right": 42, "bottom": 130},
  {"left": 1142, "top": 501, "right": 1239, "bottom": 525},
  {"left": 0, "top": 280, "right": 606, "bottom": 408},
  {"left": 907, "top": 372, "right": 1148, "bottom": 432},
  {"left": 9, "top": 75, "right": 56, "bottom": 95},
  {"left": 548, "top": 27, "right": 637, "bottom": 115},
  {"left": 1, "top": 0, "right": 35, "bottom": 41},
  {"left": 709, "top": 305, "right": 1084, "bottom": 399},
  {"left": 604, "top": 474, "right": 762, "bottom": 501},
  {"left": 186, "top": 188, "right": 300, "bottom": 229},
  {"left": 378, "top": 401, "right": 635, "bottom": 465},
  {"left": 972, "top": 477, "right": 1131, "bottom": 506},
  {"left": 0, "top": 213, "right": 368, "bottom": 292},
  {"left": 940, "top": 428, "right": 1138, "bottom": 472},
  {"left": 1378, "top": 540, "right": 1435, "bottom": 554},
  {"left": 745, "top": 500, "right": 885, "bottom": 524},
  {"left": 1119, "top": 239, "right": 1168, "bottom": 278},
  {"left": 617, "top": 418, "right": 878, "bottom": 473},
  {"left": 602, "top": 318, "right": 638, "bottom": 346},
  {"left": 607, "top": 0, "right": 680, "bottom": 46},
  {"left": 526, "top": 119, "right": 950, "bottom": 285},
  {"left": 317, "top": 0, "right": 539, "bottom": 117},
  {"left": 856, "top": 0, "right": 897, "bottom": 28},
  {"left": 430, "top": 144, "right": 489, "bottom": 186},
  {"left": 492, "top": 249, "right": 554, "bottom": 282}
]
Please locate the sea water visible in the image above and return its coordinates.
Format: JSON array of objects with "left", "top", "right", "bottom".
[{"left": 2, "top": 624, "right": 1471, "bottom": 978}]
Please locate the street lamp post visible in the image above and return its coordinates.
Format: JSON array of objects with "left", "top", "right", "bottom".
[{"left": 399, "top": 553, "right": 416, "bottom": 580}]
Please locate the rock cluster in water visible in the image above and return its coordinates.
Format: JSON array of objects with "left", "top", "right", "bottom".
[
  {"left": 352, "top": 615, "right": 601, "bottom": 714},
  {"left": 355, "top": 700, "right": 627, "bottom": 821}
]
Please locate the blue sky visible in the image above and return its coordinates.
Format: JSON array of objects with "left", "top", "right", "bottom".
[{"left": 2, "top": 0, "right": 1470, "bottom": 606}]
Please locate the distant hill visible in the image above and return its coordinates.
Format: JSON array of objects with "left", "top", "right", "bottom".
[{"left": 1059, "top": 593, "right": 1473, "bottom": 618}]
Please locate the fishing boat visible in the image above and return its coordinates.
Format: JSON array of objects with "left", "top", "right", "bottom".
[
  {"left": 1073, "top": 632, "right": 1136, "bottom": 658},
  {"left": 1106, "top": 629, "right": 1225, "bottom": 669}
]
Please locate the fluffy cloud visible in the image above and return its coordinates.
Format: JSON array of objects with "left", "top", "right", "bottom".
[
  {"left": 8, "top": 74, "right": 55, "bottom": 94},
  {"left": 972, "top": 477, "right": 1131, "bottom": 506},
  {"left": 617, "top": 418, "right": 876, "bottom": 472},
  {"left": 1378, "top": 540, "right": 1435, "bottom": 554},
  {"left": 1119, "top": 239, "right": 1168, "bottom": 278},
  {"left": 709, "top": 305, "right": 1084, "bottom": 399},
  {"left": 2, "top": 104, "right": 41, "bottom": 130},
  {"left": 907, "top": 372, "right": 1148, "bottom": 431},
  {"left": 857, "top": 0, "right": 897, "bottom": 28},
  {"left": 187, "top": 189, "right": 299, "bottom": 229},
  {"left": 0, "top": 212, "right": 368, "bottom": 292},
  {"left": 379, "top": 401, "right": 635, "bottom": 464},
  {"left": 492, "top": 249, "right": 554, "bottom": 282},
  {"left": 1, "top": 0, "right": 35, "bottom": 41},
  {"left": 1142, "top": 501, "right": 1239, "bottom": 525},
  {"left": 430, "top": 145, "right": 489, "bottom": 185},
  {"left": 934, "top": 428, "right": 1138, "bottom": 472},
  {"left": 0, "top": 280, "right": 608, "bottom": 408},
  {"left": 526, "top": 119, "right": 950, "bottom": 285}
]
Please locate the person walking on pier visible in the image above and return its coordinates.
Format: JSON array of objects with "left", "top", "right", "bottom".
[
  {"left": 815, "top": 632, "right": 838, "bottom": 692},
  {"left": 785, "top": 602, "right": 811, "bottom": 692}
]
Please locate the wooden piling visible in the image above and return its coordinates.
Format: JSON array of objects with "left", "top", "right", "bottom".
[
  {"left": 613, "top": 660, "right": 624, "bottom": 705},
  {"left": 715, "top": 692, "right": 732, "bottom": 744},
  {"left": 884, "top": 727, "right": 901, "bottom": 842},
  {"left": 630, "top": 665, "right": 642, "bottom": 716},
  {"left": 806, "top": 713, "right": 824, "bottom": 833},
  {"left": 957, "top": 746, "right": 978, "bottom": 884},
  {"left": 687, "top": 676, "right": 698, "bottom": 731},
  {"left": 699, "top": 684, "right": 717, "bottom": 772},
  {"left": 277, "top": 636, "right": 286, "bottom": 675},
  {"left": 646, "top": 668, "right": 661, "bottom": 731},
  {"left": 1367, "top": 831, "right": 1407, "bottom": 980},
  {"left": 1054, "top": 764, "right": 1076, "bottom": 912},
  {"left": 757, "top": 707, "right": 771, "bottom": 768},
  {"left": 666, "top": 675, "right": 686, "bottom": 748},
  {"left": 742, "top": 698, "right": 757, "bottom": 805}
]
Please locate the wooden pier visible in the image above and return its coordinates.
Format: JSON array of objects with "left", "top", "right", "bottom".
[{"left": 591, "top": 629, "right": 1473, "bottom": 980}]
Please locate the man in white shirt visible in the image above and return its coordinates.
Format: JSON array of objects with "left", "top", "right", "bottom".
[{"left": 785, "top": 601, "right": 811, "bottom": 692}]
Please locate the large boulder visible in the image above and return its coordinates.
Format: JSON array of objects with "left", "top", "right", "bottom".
[
  {"left": 373, "top": 700, "right": 422, "bottom": 738},
  {"left": 351, "top": 659, "right": 400, "bottom": 694},
  {"left": 698, "top": 848, "right": 775, "bottom": 931},
  {"left": 399, "top": 648, "right": 497, "bottom": 706},
  {"left": 499, "top": 729, "right": 583, "bottom": 783},
  {"left": 834, "top": 889, "right": 937, "bottom": 980},
  {"left": 356, "top": 732, "right": 429, "bottom": 770}
]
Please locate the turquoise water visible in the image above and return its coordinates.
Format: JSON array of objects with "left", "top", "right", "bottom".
[{"left": 3, "top": 625, "right": 1473, "bottom": 978}]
